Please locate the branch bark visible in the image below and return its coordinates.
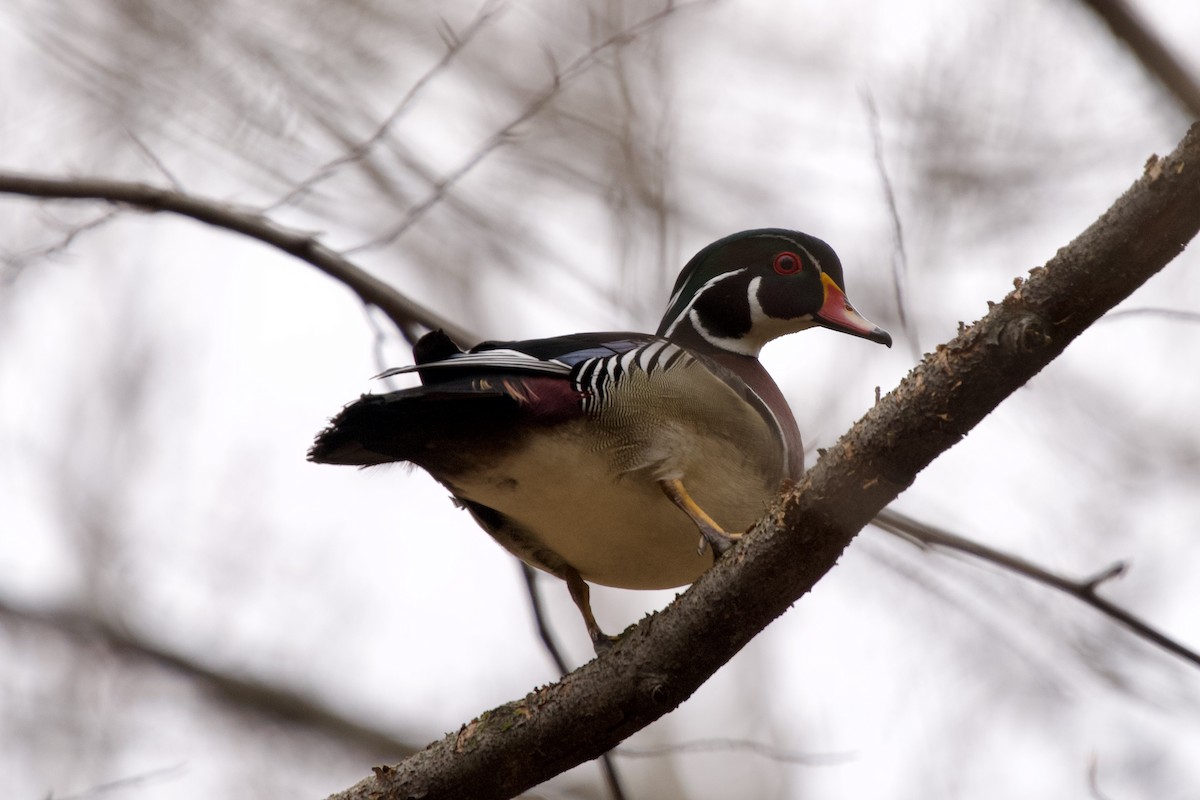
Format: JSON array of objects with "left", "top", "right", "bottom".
[
  {"left": 324, "top": 122, "right": 1200, "bottom": 800},
  {"left": 3, "top": 125, "right": 1198, "bottom": 800}
]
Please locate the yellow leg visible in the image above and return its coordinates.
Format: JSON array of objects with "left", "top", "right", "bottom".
[
  {"left": 659, "top": 478, "right": 741, "bottom": 556},
  {"left": 564, "top": 567, "right": 617, "bottom": 653}
]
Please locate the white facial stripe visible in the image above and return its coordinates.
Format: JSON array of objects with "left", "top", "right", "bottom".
[
  {"left": 686, "top": 307, "right": 758, "bottom": 356},
  {"left": 662, "top": 268, "right": 745, "bottom": 337},
  {"left": 688, "top": 275, "right": 819, "bottom": 357},
  {"left": 800, "top": 245, "right": 822, "bottom": 274},
  {"left": 746, "top": 275, "right": 817, "bottom": 345}
]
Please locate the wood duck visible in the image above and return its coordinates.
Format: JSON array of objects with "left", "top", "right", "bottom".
[{"left": 309, "top": 229, "right": 891, "bottom": 651}]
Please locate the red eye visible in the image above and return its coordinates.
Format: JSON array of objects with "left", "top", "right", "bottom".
[{"left": 773, "top": 252, "right": 802, "bottom": 275}]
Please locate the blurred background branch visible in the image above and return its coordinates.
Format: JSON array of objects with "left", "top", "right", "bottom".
[
  {"left": 7, "top": 164, "right": 1195, "bottom": 689},
  {"left": 333, "top": 122, "right": 1200, "bottom": 799},
  {"left": 0, "top": 593, "right": 421, "bottom": 759},
  {"left": 874, "top": 509, "right": 1200, "bottom": 668},
  {"left": 2, "top": 1, "right": 1199, "bottom": 798},
  {"left": 1077, "top": 0, "right": 1200, "bottom": 118},
  {"left": 0, "top": 171, "right": 474, "bottom": 346}
]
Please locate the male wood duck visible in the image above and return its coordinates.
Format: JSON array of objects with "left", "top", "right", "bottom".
[{"left": 309, "top": 229, "right": 891, "bottom": 651}]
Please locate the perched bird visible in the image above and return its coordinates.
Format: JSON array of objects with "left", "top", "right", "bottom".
[{"left": 309, "top": 229, "right": 891, "bottom": 650}]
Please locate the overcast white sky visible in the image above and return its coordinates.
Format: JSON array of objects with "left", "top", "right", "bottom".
[{"left": 2, "top": 2, "right": 1200, "bottom": 798}]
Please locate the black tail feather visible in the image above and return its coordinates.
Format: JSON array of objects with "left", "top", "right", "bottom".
[{"left": 308, "top": 382, "right": 520, "bottom": 469}]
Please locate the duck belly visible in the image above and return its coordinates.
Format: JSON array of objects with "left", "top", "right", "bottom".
[{"left": 444, "top": 423, "right": 780, "bottom": 590}]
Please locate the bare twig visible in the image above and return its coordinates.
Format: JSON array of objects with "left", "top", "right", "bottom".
[
  {"left": 1102, "top": 306, "right": 1200, "bottom": 324},
  {"left": 873, "top": 508, "right": 1200, "bottom": 668},
  {"left": 863, "top": 90, "right": 920, "bottom": 360},
  {"left": 47, "top": 765, "right": 187, "bottom": 800},
  {"left": 596, "top": 746, "right": 628, "bottom": 800},
  {"left": 1076, "top": 0, "right": 1200, "bottom": 119},
  {"left": 348, "top": 2, "right": 704, "bottom": 254},
  {"left": 1087, "top": 753, "right": 1115, "bottom": 800},
  {"left": 5, "top": 121, "right": 1200, "bottom": 799},
  {"left": 617, "top": 739, "right": 854, "bottom": 766},
  {"left": 520, "top": 565, "right": 571, "bottom": 677},
  {"left": 126, "top": 130, "right": 184, "bottom": 190},
  {"left": 520, "top": 565, "right": 627, "bottom": 800},
  {"left": 270, "top": 2, "right": 503, "bottom": 211},
  {"left": 0, "top": 171, "right": 476, "bottom": 345},
  {"left": 1082, "top": 560, "right": 1129, "bottom": 591},
  {"left": 2, "top": 207, "right": 121, "bottom": 273},
  {"left": 320, "top": 122, "right": 1200, "bottom": 800}
]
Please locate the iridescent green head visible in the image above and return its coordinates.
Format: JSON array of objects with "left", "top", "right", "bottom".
[{"left": 657, "top": 229, "right": 892, "bottom": 356}]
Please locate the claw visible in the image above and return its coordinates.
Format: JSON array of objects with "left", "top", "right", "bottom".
[
  {"left": 591, "top": 631, "right": 620, "bottom": 653},
  {"left": 565, "top": 567, "right": 617, "bottom": 655},
  {"left": 660, "top": 478, "right": 739, "bottom": 556}
]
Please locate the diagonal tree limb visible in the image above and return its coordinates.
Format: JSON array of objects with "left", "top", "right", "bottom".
[
  {"left": 0, "top": 172, "right": 476, "bottom": 346},
  {"left": 872, "top": 509, "right": 1200, "bottom": 668},
  {"left": 0, "top": 168, "right": 622, "bottom": 796},
  {"left": 324, "top": 123, "right": 1200, "bottom": 799},
  {"left": 3, "top": 125, "right": 1198, "bottom": 798}
]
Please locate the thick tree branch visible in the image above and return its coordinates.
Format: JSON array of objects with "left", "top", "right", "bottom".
[
  {"left": 0, "top": 172, "right": 476, "bottom": 345},
  {"left": 324, "top": 123, "right": 1200, "bottom": 799},
  {"left": 4, "top": 126, "right": 1198, "bottom": 799}
]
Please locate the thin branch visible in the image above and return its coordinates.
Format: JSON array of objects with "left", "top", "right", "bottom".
[
  {"left": 520, "top": 565, "right": 627, "bottom": 800},
  {"left": 1082, "top": 560, "right": 1129, "bottom": 591},
  {"left": 347, "top": 2, "right": 705, "bottom": 254},
  {"left": 1101, "top": 306, "right": 1200, "bottom": 324},
  {"left": 1076, "top": 0, "right": 1200, "bottom": 119},
  {"left": 47, "top": 765, "right": 187, "bottom": 800},
  {"left": 270, "top": 2, "right": 503, "bottom": 211},
  {"left": 1087, "top": 753, "right": 1115, "bottom": 800},
  {"left": 126, "top": 130, "right": 184, "bottom": 190},
  {"left": 5, "top": 122, "right": 1199, "bottom": 799},
  {"left": 2, "top": 207, "right": 121, "bottom": 272},
  {"left": 617, "top": 739, "right": 854, "bottom": 766},
  {"left": 0, "top": 171, "right": 476, "bottom": 345},
  {"left": 595, "top": 746, "right": 627, "bottom": 800},
  {"left": 321, "top": 122, "right": 1200, "bottom": 800},
  {"left": 521, "top": 565, "right": 571, "bottom": 678},
  {"left": 862, "top": 89, "right": 920, "bottom": 360},
  {"left": 0, "top": 594, "right": 420, "bottom": 758},
  {"left": 873, "top": 508, "right": 1200, "bottom": 668}
]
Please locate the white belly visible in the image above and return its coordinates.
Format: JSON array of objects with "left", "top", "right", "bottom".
[{"left": 446, "top": 422, "right": 780, "bottom": 589}]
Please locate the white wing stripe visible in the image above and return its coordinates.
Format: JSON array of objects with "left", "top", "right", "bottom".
[
  {"left": 374, "top": 350, "right": 571, "bottom": 379},
  {"left": 634, "top": 340, "right": 667, "bottom": 371}
]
